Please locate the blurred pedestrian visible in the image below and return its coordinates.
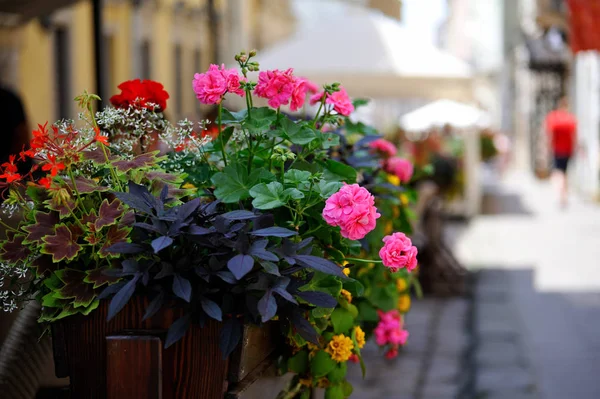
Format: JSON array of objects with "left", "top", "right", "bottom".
[{"left": 545, "top": 96, "right": 577, "bottom": 207}]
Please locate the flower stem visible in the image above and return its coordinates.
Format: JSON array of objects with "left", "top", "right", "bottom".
[
  {"left": 218, "top": 103, "right": 228, "bottom": 166},
  {"left": 0, "top": 218, "right": 19, "bottom": 234},
  {"left": 312, "top": 97, "right": 325, "bottom": 128},
  {"left": 344, "top": 257, "right": 383, "bottom": 264}
]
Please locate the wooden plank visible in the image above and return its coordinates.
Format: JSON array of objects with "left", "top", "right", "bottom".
[
  {"left": 106, "top": 335, "right": 162, "bottom": 399},
  {"left": 226, "top": 358, "right": 293, "bottom": 399},
  {"left": 228, "top": 323, "right": 279, "bottom": 383}
]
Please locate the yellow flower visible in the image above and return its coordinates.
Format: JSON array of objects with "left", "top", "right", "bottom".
[
  {"left": 396, "top": 278, "right": 408, "bottom": 292},
  {"left": 400, "top": 193, "right": 409, "bottom": 206},
  {"left": 387, "top": 175, "right": 401, "bottom": 186},
  {"left": 340, "top": 289, "right": 352, "bottom": 303},
  {"left": 354, "top": 326, "right": 366, "bottom": 349},
  {"left": 299, "top": 377, "right": 312, "bottom": 387},
  {"left": 317, "top": 377, "right": 329, "bottom": 389},
  {"left": 398, "top": 294, "right": 411, "bottom": 313},
  {"left": 307, "top": 342, "right": 320, "bottom": 357},
  {"left": 182, "top": 182, "right": 196, "bottom": 189},
  {"left": 326, "top": 334, "right": 354, "bottom": 363},
  {"left": 342, "top": 267, "right": 350, "bottom": 276},
  {"left": 341, "top": 261, "right": 349, "bottom": 267}
]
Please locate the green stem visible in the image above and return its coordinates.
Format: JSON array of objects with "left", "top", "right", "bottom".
[
  {"left": 100, "top": 144, "right": 123, "bottom": 191},
  {"left": 312, "top": 98, "right": 325, "bottom": 128},
  {"left": 267, "top": 138, "right": 276, "bottom": 170},
  {"left": 280, "top": 162, "right": 285, "bottom": 183},
  {"left": 0, "top": 218, "right": 19, "bottom": 234},
  {"left": 245, "top": 89, "right": 252, "bottom": 120},
  {"left": 344, "top": 257, "right": 383, "bottom": 264},
  {"left": 68, "top": 169, "right": 84, "bottom": 208},
  {"left": 218, "top": 103, "right": 227, "bottom": 166}
]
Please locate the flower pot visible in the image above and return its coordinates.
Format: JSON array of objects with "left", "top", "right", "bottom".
[{"left": 52, "top": 296, "right": 280, "bottom": 399}]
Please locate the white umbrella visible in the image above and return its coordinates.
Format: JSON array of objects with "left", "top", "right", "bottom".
[
  {"left": 399, "top": 99, "right": 490, "bottom": 132},
  {"left": 253, "top": 2, "right": 474, "bottom": 100}
]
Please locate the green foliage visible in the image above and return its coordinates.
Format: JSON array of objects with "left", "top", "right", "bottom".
[{"left": 310, "top": 350, "right": 337, "bottom": 378}]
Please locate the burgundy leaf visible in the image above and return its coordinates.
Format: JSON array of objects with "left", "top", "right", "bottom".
[
  {"left": 119, "top": 210, "right": 136, "bottom": 227},
  {"left": 0, "top": 232, "right": 30, "bottom": 262},
  {"left": 41, "top": 225, "right": 82, "bottom": 262},
  {"left": 81, "top": 209, "right": 98, "bottom": 226},
  {"left": 66, "top": 177, "right": 109, "bottom": 194},
  {"left": 83, "top": 147, "right": 116, "bottom": 164},
  {"left": 48, "top": 195, "right": 77, "bottom": 218},
  {"left": 146, "top": 171, "right": 179, "bottom": 183},
  {"left": 112, "top": 152, "right": 156, "bottom": 172},
  {"left": 31, "top": 255, "right": 56, "bottom": 277},
  {"left": 95, "top": 198, "right": 124, "bottom": 230},
  {"left": 84, "top": 267, "right": 120, "bottom": 289},
  {"left": 56, "top": 269, "right": 97, "bottom": 308},
  {"left": 22, "top": 211, "right": 58, "bottom": 244},
  {"left": 99, "top": 225, "right": 132, "bottom": 257}
]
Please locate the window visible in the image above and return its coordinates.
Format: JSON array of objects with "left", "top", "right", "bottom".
[{"left": 54, "top": 27, "right": 71, "bottom": 119}]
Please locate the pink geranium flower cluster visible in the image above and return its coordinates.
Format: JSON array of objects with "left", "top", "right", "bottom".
[
  {"left": 379, "top": 232, "right": 418, "bottom": 272},
  {"left": 374, "top": 310, "right": 409, "bottom": 359},
  {"left": 192, "top": 64, "right": 245, "bottom": 105},
  {"left": 322, "top": 184, "right": 381, "bottom": 240},
  {"left": 254, "top": 69, "right": 317, "bottom": 111},
  {"left": 310, "top": 88, "right": 355, "bottom": 116},
  {"left": 385, "top": 157, "right": 413, "bottom": 183},
  {"left": 369, "top": 139, "right": 397, "bottom": 158}
]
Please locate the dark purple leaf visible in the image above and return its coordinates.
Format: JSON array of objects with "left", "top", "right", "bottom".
[
  {"left": 31, "top": 256, "right": 55, "bottom": 277},
  {"left": 95, "top": 198, "right": 124, "bottom": 230},
  {"left": 251, "top": 227, "right": 298, "bottom": 237},
  {"left": 222, "top": 210, "right": 258, "bottom": 220},
  {"left": 155, "top": 262, "right": 174, "bottom": 279},
  {"left": 83, "top": 147, "right": 116, "bottom": 163},
  {"left": 41, "top": 225, "right": 81, "bottom": 262},
  {"left": 259, "top": 261, "right": 281, "bottom": 276},
  {"left": 296, "top": 237, "right": 314, "bottom": 250},
  {"left": 98, "top": 281, "right": 126, "bottom": 300},
  {"left": 165, "top": 314, "right": 191, "bottom": 348},
  {"left": 133, "top": 222, "right": 165, "bottom": 234},
  {"left": 172, "top": 274, "right": 192, "bottom": 302},
  {"left": 294, "top": 255, "right": 348, "bottom": 279},
  {"left": 257, "top": 290, "right": 277, "bottom": 323},
  {"left": 291, "top": 309, "right": 319, "bottom": 344},
  {"left": 216, "top": 271, "right": 237, "bottom": 284},
  {"left": 142, "top": 290, "right": 165, "bottom": 321},
  {"left": 175, "top": 198, "right": 201, "bottom": 221},
  {"left": 253, "top": 214, "right": 274, "bottom": 230},
  {"left": 114, "top": 192, "right": 153, "bottom": 214},
  {"left": 142, "top": 271, "right": 150, "bottom": 286},
  {"left": 188, "top": 225, "right": 213, "bottom": 235},
  {"left": 200, "top": 297, "right": 223, "bottom": 321},
  {"left": 107, "top": 274, "right": 140, "bottom": 321},
  {"left": 104, "top": 242, "right": 145, "bottom": 254},
  {"left": 227, "top": 254, "right": 255, "bottom": 280},
  {"left": 219, "top": 318, "right": 242, "bottom": 358},
  {"left": 159, "top": 184, "right": 169, "bottom": 202},
  {"left": 0, "top": 233, "right": 30, "bottom": 262},
  {"left": 151, "top": 236, "right": 174, "bottom": 253},
  {"left": 121, "top": 259, "right": 139, "bottom": 275},
  {"left": 273, "top": 287, "right": 297, "bottom": 304},
  {"left": 297, "top": 291, "right": 337, "bottom": 308}
]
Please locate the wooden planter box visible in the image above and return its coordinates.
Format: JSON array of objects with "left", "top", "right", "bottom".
[{"left": 52, "top": 297, "right": 283, "bottom": 399}]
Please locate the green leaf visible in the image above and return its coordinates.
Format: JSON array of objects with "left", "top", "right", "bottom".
[
  {"left": 283, "top": 188, "right": 304, "bottom": 200},
  {"left": 312, "top": 307, "right": 334, "bottom": 319},
  {"left": 342, "top": 280, "right": 364, "bottom": 297},
  {"left": 308, "top": 275, "right": 342, "bottom": 297},
  {"left": 357, "top": 301, "right": 379, "bottom": 322},
  {"left": 211, "top": 126, "right": 235, "bottom": 152},
  {"left": 321, "top": 132, "right": 340, "bottom": 149},
  {"left": 327, "top": 362, "right": 347, "bottom": 383},
  {"left": 212, "top": 164, "right": 273, "bottom": 203},
  {"left": 317, "top": 180, "right": 343, "bottom": 198},
  {"left": 324, "top": 385, "right": 344, "bottom": 399},
  {"left": 341, "top": 380, "right": 354, "bottom": 397},
  {"left": 288, "top": 350, "right": 309, "bottom": 373},
  {"left": 330, "top": 308, "right": 354, "bottom": 334},
  {"left": 281, "top": 118, "right": 317, "bottom": 145},
  {"left": 284, "top": 169, "right": 311, "bottom": 185},
  {"left": 243, "top": 107, "right": 278, "bottom": 132},
  {"left": 220, "top": 109, "right": 248, "bottom": 124},
  {"left": 310, "top": 350, "right": 336, "bottom": 378},
  {"left": 250, "top": 182, "right": 285, "bottom": 209},
  {"left": 369, "top": 283, "right": 397, "bottom": 311},
  {"left": 323, "top": 160, "right": 357, "bottom": 183}
]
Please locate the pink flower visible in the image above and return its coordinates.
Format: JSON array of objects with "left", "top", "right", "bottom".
[
  {"left": 303, "top": 79, "right": 320, "bottom": 94},
  {"left": 193, "top": 64, "right": 244, "bottom": 105},
  {"left": 388, "top": 329, "right": 409, "bottom": 346},
  {"left": 385, "top": 347, "right": 399, "bottom": 359},
  {"left": 326, "top": 88, "right": 354, "bottom": 116},
  {"left": 310, "top": 91, "right": 325, "bottom": 106},
  {"left": 254, "top": 68, "right": 297, "bottom": 109},
  {"left": 379, "top": 232, "right": 418, "bottom": 272},
  {"left": 369, "top": 139, "right": 397, "bottom": 158},
  {"left": 290, "top": 79, "right": 307, "bottom": 111},
  {"left": 322, "top": 184, "right": 380, "bottom": 240},
  {"left": 375, "top": 310, "right": 409, "bottom": 354},
  {"left": 385, "top": 157, "right": 413, "bottom": 183}
]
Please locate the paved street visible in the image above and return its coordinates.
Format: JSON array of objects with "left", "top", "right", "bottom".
[{"left": 454, "top": 170, "right": 600, "bottom": 399}]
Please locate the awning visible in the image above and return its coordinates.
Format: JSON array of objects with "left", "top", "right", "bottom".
[
  {"left": 0, "top": 0, "right": 80, "bottom": 26},
  {"left": 567, "top": 0, "right": 600, "bottom": 53},
  {"left": 399, "top": 99, "right": 490, "bottom": 132}
]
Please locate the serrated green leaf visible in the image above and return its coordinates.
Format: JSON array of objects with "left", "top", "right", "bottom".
[
  {"left": 330, "top": 308, "right": 354, "bottom": 334},
  {"left": 249, "top": 182, "right": 285, "bottom": 209},
  {"left": 281, "top": 118, "right": 317, "bottom": 145},
  {"left": 308, "top": 275, "right": 342, "bottom": 297},
  {"left": 284, "top": 169, "right": 311, "bottom": 185},
  {"left": 211, "top": 164, "right": 273, "bottom": 203},
  {"left": 310, "top": 350, "right": 336, "bottom": 378},
  {"left": 323, "top": 160, "right": 357, "bottom": 183},
  {"left": 317, "top": 180, "right": 343, "bottom": 198},
  {"left": 220, "top": 108, "right": 248, "bottom": 124},
  {"left": 283, "top": 188, "right": 304, "bottom": 200},
  {"left": 312, "top": 306, "right": 334, "bottom": 319},
  {"left": 321, "top": 132, "right": 340, "bottom": 149}
]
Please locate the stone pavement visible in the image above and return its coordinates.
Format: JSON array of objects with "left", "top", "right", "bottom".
[
  {"left": 453, "top": 170, "right": 600, "bottom": 399},
  {"left": 347, "top": 297, "right": 469, "bottom": 399}
]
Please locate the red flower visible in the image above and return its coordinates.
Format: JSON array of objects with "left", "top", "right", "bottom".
[
  {"left": 41, "top": 155, "right": 66, "bottom": 176},
  {"left": 38, "top": 177, "right": 52, "bottom": 189},
  {"left": 0, "top": 172, "right": 21, "bottom": 183},
  {"left": 94, "top": 127, "right": 109, "bottom": 145},
  {"left": 109, "top": 79, "right": 170, "bottom": 111},
  {"left": 30, "top": 122, "right": 50, "bottom": 151}
]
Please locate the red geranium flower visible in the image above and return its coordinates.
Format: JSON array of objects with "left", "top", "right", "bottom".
[
  {"left": 38, "top": 177, "right": 52, "bottom": 189},
  {"left": 41, "top": 155, "right": 66, "bottom": 177},
  {"left": 94, "top": 126, "right": 109, "bottom": 145},
  {"left": 109, "top": 79, "right": 170, "bottom": 111}
]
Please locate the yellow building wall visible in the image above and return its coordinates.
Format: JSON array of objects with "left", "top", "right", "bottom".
[
  {"left": 17, "top": 22, "right": 54, "bottom": 128},
  {"left": 104, "top": 1, "right": 133, "bottom": 93},
  {"left": 152, "top": 9, "right": 174, "bottom": 111},
  {"left": 71, "top": 1, "right": 96, "bottom": 112}
]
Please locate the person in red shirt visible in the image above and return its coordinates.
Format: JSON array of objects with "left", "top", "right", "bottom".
[{"left": 545, "top": 96, "right": 577, "bottom": 207}]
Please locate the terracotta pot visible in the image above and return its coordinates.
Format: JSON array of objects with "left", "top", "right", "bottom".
[{"left": 52, "top": 297, "right": 279, "bottom": 399}]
